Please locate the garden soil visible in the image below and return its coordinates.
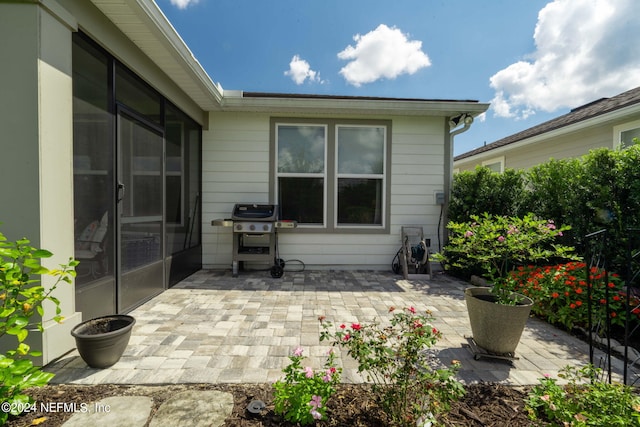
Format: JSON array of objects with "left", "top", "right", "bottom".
[{"left": 6, "top": 382, "right": 544, "bottom": 427}]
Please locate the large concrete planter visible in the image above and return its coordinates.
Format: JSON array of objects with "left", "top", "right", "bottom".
[
  {"left": 464, "top": 287, "right": 533, "bottom": 355},
  {"left": 71, "top": 315, "right": 135, "bottom": 368}
]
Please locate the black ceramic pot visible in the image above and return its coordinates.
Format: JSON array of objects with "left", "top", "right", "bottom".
[{"left": 71, "top": 315, "right": 135, "bottom": 368}]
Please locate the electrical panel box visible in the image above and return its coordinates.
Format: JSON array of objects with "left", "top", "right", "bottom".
[{"left": 435, "top": 191, "right": 445, "bottom": 205}]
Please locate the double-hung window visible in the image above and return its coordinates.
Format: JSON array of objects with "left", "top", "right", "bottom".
[
  {"left": 336, "top": 125, "right": 385, "bottom": 226},
  {"left": 273, "top": 119, "right": 390, "bottom": 233}
]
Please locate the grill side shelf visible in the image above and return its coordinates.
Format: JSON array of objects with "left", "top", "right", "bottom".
[{"left": 211, "top": 219, "right": 233, "bottom": 227}]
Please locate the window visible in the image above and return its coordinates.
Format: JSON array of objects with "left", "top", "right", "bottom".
[
  {"left": 482, "top": 156, "right": 505, "bottom": 173},
  {"left": 336, "top": 126, "right": 385, "bottom": 226},
  {"left": 273, "top": 119, "right": 390, "bottom": 233},
  {"left": 276, "top": 124, "right": 327, "bottom": 226},
  {"left": 614, "top": 120, "right": 640, "bottom": 149}
]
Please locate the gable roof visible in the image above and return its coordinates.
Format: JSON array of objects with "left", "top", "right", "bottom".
[{"left": 455, "top": 86, "right": 640, "bottom": 161}]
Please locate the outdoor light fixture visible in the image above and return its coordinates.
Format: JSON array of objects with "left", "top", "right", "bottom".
[{"left": 448, "top": 113, "right": 474, "bottom": 129}]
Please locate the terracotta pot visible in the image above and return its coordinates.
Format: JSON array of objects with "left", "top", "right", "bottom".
[
  {"left": 71, "top": 315, "right": 135, "bottom": 368},
  {"left": 464, "top": 287, "right": 533, "bottom": 355}
]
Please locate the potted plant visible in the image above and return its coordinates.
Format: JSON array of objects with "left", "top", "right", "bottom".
[
  {"left": 435, "top": 213, "right": 577, "bottom": 355},
  {"left": 71, "top": 314, "right": 135, "bottom": 368}
]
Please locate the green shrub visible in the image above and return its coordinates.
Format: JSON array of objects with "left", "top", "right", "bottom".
[
  {"left": 0, "top": 230, "right": 76, "bottom": 425},
  {"left": 435, "top": 213, "right": 577, "bottom": 302},
  {"left": 272, "top": 346, "right": 341, "bottom": 425},
  {"left": 449, "top": 166, "right": 526, "bottom": 222},
  {"left": 450, "top": 145, "right": 640, "bottom": 275},
  {"left": 526, "top": 364, "right": 640, "bottom": 426},
  {"left": 320, "top": 308, "right": 464, "bottom": 427}
]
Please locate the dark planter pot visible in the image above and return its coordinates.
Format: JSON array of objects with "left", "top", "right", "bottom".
[
  {"left": 465, "top": 287, "right": 533, "bottom": 355},
  {"left": 71, "top": 315, "right": 136, "bottom": 368}
]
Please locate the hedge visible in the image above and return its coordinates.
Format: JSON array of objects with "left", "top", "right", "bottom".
[{"left": 449, "top": 144, "right": 640, "bottom": 275}]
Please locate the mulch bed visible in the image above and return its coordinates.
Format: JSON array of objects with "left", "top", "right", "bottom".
[{"left": 6, "top": 382, "right": 542, "bottom": 427}]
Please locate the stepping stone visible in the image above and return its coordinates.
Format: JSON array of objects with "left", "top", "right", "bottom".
[
  {"left": 62, "top": 396, "right": 153, "bottom": 427},
  {"left": 149, "top": 390, "right": 234, "bottom": 427}
]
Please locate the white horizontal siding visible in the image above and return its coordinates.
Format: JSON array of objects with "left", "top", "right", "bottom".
[{"left": 202, "top": 113, "right": 446, "bottom": 270}]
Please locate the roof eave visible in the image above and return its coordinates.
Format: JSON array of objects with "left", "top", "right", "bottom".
[
  {"left": 454, "top": 103, "right": 640, "bottom": 164},
  {"left": 90, "top": 0, "right": 224, "bottom": 111},
  {"left": 220, "top": 92, "right": 490, "bottom": 117}
]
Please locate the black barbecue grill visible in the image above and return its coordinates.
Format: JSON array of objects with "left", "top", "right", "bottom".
[{"left": 211, "top": 203, "right": 296, "bottom": 277}]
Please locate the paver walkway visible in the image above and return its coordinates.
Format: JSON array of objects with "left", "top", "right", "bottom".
[{"left": 47, "top": 269, "right": 629, "bottom": 386}]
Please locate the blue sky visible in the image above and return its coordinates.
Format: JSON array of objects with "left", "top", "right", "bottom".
[{"left": 156, "top": 0, "right": 640, "bottom": 156}]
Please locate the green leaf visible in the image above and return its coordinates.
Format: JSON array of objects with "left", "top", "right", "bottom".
[{"left": 33, "top": 249, "right": 53, "bottom": 259}]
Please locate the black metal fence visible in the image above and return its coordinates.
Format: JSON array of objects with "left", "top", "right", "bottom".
[{"left": 585, "top": 228, "right": 640, "bottom": 385}]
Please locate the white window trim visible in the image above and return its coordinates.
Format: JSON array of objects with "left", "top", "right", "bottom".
[
  {"left": 613, "top": 119, "right": 640, "bottom": 149},
  {"left": 334, "top": 124, "right": 386, "bottom": 230},
  {"left": 481, "top": 156, "right": 505, "bottom": 173}
]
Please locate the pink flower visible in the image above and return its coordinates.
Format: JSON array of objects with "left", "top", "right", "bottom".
[
  {"left": 541, "top": 394, "right": 550, "bottom": 401},
  {"left": 304, "top": 367, "right": 313, "bottom": 378},
  {"left": 309, "top": 395, "right": 323, "bottom": 409},
  {"left": 464, "top": 230, "right": 474, "bottom": 238},
  {"left": 408, "top": 306, "right": 416, "bottom": 314},
  {"left": 310, "top": 409, "right": 322, "bottom": 420},
  {"left": 293, "top": 347, "right": 303, "bottom": 357},
  {"left": 497, "top": 235, "right": 505, "bottom": 242},
  {"left": 343, "top": 333, "right": 351, "bottom": 341},
  {"left": 323, "top": 371, "right": 332, "bottom": 382}
]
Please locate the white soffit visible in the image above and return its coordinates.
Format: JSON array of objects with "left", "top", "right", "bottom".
[{"left": 90, "top": 0, "right": 223, "bottom": 110}]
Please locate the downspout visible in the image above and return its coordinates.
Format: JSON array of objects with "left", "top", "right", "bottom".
[{"left": 442, "top": 114, "right": 474, "bottom": 247}]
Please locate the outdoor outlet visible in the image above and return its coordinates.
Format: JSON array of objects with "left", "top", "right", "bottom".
[{"left": 435, "top": 191, "right": 445, "bottom": 205}]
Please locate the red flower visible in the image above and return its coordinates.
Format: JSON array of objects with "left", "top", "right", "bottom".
[
  {"left": 343, "top": 333, "right": 351, "bottom": 341},
  {"left": 570, "top": 303, "right": 576, "bottom": 309},
  {"left": 339, "top": 324, "right": 346, "bottom": 329},
  {"left": 611, "top": 312, "right": 617, "bottom": 318},
  {"left": 408, "top": 306, "right": 416, "bottom": 314},
  {"left": 413, "top": 320, "right": 423, "bottom": 329},
  {"left": 608, "top": 282, "right": 616, "bottom": 289},
  {"left": 551, "top": 292, "right": 559, "bottom": 299},
  {"left": 575, "top": 288, "right": 583, "bottom": 294},
  {"left": 575, "top": 301, "right": 582, "bottom": 307},
  {"left": 351, "top": 323, "right": 361, "bottom": 331}
]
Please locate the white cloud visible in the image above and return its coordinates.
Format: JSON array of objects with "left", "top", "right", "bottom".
[
  {"left": 338, "top": 24, "right": 431, "bottom": 87},
  {"left": 284, "top": 55, "right": 323, "bottom": 85},
  {"left": 490, "top": 0, "right": 640, "bottom": 119},
  {"left": 170, "top": 0, "right": 199, "bottom": 9}
]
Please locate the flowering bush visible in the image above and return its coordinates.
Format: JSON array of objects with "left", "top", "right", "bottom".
[
  {"left": 504, "top": 261, "right": 631, "bottom": 330},
  {"left": 272, "top": 346, "right": 341, "bottom": 425},
  {"left": 320, "top": 307, "right": 464, "bottom": 427},
  {"left": 435, "top": 213, "right": 577, "bottom": 303},
  {"left": 526, "top": 364, "right": 640, "bottom": 426}
]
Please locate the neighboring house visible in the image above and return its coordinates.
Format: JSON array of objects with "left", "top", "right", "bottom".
[
  {"left": 0, "top": 0, "right": 487, "bottom": 364},
  {"left": 454, "top": 86, "right": 640, "bottom": 172}
]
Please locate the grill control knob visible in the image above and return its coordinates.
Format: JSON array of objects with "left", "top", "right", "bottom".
[
  {"left": 250, "top": 224, "right": 255, "bottom": 231},
  {"left": 235, "top": 224, "right": 242, "bottom": 231}
]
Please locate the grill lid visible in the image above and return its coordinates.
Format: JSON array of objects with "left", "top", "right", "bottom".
[{"left": 231, "top": 204, "right": 278, "bottom": 221}]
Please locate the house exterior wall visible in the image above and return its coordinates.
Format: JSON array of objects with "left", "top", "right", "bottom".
[
  {"left": 455, "top": 122, "right": 617, "bottom": 172},
  {"left": 203, "top": 112, "right": 446, "bottom": 270},
  {"left": 0, "top": 1, "right": 82, "bottom": 364}
]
